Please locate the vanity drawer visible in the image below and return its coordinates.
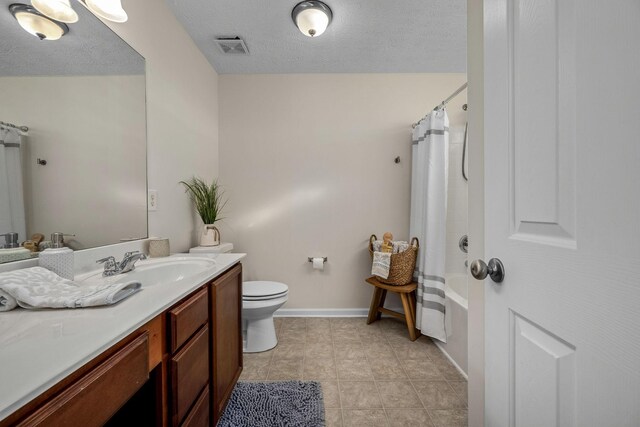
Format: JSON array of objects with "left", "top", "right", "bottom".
[
  {"left": 171, "top": 325, "right": 209, "bottom": 425},
  {"left": 17, "top": 333, "right": 149, "bottom": 427},
  {"left": 180, "top": 387, "right": 209, "bottom": 427},
  {"left": 169, "top": 287, "right": 208, "bottom": 353}
]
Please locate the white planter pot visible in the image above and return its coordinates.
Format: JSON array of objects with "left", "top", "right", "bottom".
[{"left": 200, "top": 224, "right": 220, "bottom": 246}]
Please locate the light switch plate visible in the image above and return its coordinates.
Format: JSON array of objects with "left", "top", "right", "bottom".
[{"left": 148, "top": 190, "right": 158, "bottom": 211}]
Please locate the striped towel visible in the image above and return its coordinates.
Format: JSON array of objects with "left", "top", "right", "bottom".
[{"left": 371, "top": 252, "right": 392, "bottom": 279}]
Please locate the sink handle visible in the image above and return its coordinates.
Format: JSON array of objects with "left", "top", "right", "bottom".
[
  {"left": 97, "top": 256, "right": 116, "bottom": 265},
  {"left": 97, "top": 256, "right": 120, "bottom": 276}
]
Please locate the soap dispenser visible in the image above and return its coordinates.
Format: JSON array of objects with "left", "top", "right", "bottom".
[
  {"left": 39, "top": 232, "right": 75, "bottom": 280},
  {"left": 0, "top": 232, "right": 19, "bottom": 249}
]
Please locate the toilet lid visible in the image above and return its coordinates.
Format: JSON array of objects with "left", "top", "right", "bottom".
[{"left": 243, "top": 281, "right": 288, "bottom": 300}]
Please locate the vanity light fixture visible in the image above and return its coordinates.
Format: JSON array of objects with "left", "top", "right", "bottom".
[
  {"left": 9, "top": 3, "right": 69, "bottom": 40},
  {"left": 292, "top": 0, "right": 332, "bottom": 37},
  {"left": 31, "top": 0, "right": 78, "bottom": 23},
  {"left": 83, "top": 0, "right": 128, "bottom": 23}
]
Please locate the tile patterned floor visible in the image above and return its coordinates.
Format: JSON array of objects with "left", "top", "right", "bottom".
[{"left": 239, "top": 317, "right": 468, "bottom": 427}]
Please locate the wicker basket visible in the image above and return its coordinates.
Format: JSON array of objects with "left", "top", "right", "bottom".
[{"left": 369, "top": 234, "right": 419, "bottom": 286}]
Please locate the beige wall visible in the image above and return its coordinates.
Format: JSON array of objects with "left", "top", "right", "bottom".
[
  {"left": 0, "top": 75, "right": 146, "bottom": 249},
  {"left": 219, "top": 74, "right": 466, "bottom": 309},
  {"left": 103, "top": 0, "right": 219, "bottom": 252}
]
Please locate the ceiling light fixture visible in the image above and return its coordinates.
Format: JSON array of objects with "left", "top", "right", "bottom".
[
  {"left": 84, "top": 0, "right": 128, "bottom": 23},
  {"left": 31, "top": 0, "right": 78, "bottom": 23},
  {"left": 292, "top": 1, "right": 332, "bottom": 38},
  {"left": 9, "top": 3, "right": 69, "bottom": 40}
]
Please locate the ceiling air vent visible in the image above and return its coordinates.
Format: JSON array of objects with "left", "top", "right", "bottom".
[{"left": 215, "top": 37, "right": 249, "bottom": 55}]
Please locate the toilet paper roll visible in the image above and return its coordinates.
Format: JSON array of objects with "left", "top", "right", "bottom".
[{"left": 312, "top": 257, "right": 324, "bottom": 270}]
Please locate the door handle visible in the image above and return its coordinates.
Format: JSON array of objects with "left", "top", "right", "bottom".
[{"left": 470, "top": 258, "right": 505, "bottom": 283}]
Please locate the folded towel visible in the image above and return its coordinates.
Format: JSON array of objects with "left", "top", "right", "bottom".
[
  {"left": 372, "top": 240, "right": 410, "bottom": 254},
  {"left": 372, "top": 251, "right": 392, "bottom": 279},
  {"left": 392, "top": 241, "right": 409, "bottom": 254},
  {"left": 0, "top": 267, "right": 141, "bottom": 311},
  {"left": 0, "top": 289, "right": 17, "bottom": 312}
]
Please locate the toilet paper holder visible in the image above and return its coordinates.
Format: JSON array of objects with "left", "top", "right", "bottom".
[{"left": 308, "top": 257, "right": 328, "bottom": 263}]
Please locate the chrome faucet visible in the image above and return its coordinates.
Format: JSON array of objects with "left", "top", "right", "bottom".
[
  {"left": 119, "top": 251, "right": 147, "bottom": 274},
  {"left": 97, "top": 251, "right": 147, "bottom": 276}
]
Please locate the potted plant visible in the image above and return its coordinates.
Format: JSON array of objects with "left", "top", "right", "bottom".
[{"left": 180, "top": 177, "right": 227, "bottom": 246}]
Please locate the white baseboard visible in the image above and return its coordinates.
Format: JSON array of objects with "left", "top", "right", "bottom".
[
  {"left": 274, "top": 308, "right": 369, "bottom": 317},
  {"left": 274, "top": 306, "right": 406, "bottom": 318},
  {"left": 434, "top": 341, "right": 469, "bottom": 380}
]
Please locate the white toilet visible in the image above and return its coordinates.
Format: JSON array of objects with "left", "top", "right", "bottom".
[
  {"left": 242, "top": 281, "right": 288, "bottom": 353},
  {"left": 189, "top": 244, "right": 289, "bottom": 353}
]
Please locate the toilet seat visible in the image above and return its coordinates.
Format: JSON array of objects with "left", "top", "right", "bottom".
[
  {"left": 243, "top": 291, "right": 288, "bottom": 301},
  {"left": 243, "top": 281, "right": 289, "bottom": 301}
]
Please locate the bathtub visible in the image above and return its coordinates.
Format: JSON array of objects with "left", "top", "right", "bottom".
[{"left": 436, "top": 273, "right": 468, "bottom": 377}]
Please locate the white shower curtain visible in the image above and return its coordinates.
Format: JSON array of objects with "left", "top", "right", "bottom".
[
  {"left": 0, "top": 128, "right": 26, "bottom": 243},
  {"left": 410, "top": 109, "right": 449, "bottom": 343}
]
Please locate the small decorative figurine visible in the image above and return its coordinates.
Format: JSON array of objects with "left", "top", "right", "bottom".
[{"left": 381, "top": 232, "right": 394, "bottom": 253}]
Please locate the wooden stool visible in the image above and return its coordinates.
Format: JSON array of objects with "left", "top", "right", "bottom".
[{"left": 365, "top": 276, "right": 420, "bottom": 341}]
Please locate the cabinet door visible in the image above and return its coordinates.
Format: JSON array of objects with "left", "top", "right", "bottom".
[
  {"left": 170, "top": 326, "right": 209, "bottom": 426},
  {"left": 168, "top": 287, "right": 209, "bottom": 353},
  {"left": 18, "top": 333, "right": 149, "bottom": 427},
  {"left": 180, "top": 387, "right": 209, "bottom": 427},
  {"left": 210, "top": 263, "right": 243, "bottom": 424}
]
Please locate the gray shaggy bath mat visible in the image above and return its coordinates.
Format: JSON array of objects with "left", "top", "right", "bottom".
[{"left": 217, "top": 381, "right": 325, "bottom": 427}]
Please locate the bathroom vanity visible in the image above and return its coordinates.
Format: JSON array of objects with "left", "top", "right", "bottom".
[{"left": 0, "top": 254, "right": 245, "bottom": 427}]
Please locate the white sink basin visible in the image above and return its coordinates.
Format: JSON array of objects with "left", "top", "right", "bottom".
[{"left": 78, "top": 256, "right": 217, "bottom": 287}]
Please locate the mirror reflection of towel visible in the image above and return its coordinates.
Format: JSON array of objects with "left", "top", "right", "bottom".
[{"left": 372, "top": 252, "right": 392, "bottom": 279}]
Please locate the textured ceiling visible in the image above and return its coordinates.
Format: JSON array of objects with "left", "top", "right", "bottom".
[
  {"left": 166, "top": 0, "right": 466, "bottom": 74},
  {"left": 0, "top": 1, "right": 144, "bottom": 76}
]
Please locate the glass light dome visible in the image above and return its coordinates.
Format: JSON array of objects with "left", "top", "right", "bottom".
[
  {"left": 292, "top": 1, "right": 332, "bottom": 37},
  {"left": 31, "top": 0, "right": 78, "bottom": 23},
  {"left": 10, "top": 4, "right": 69, "bottom": 41},
  {"left": 85, "top": 0, "right": 128, "bottom": 23}
]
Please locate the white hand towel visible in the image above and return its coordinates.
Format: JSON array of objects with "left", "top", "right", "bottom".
[
  {"left": 0, "top": 289, "right": 17, "bottom": 312},
  {"left": 392, "top": 241, "right": 410, "bottom": 254},
  {"left": 372, "top": 251, "right": 392, "bottom": 279},
  {"left": 0, "top": 267, "right": 141, "bottom": 311}
]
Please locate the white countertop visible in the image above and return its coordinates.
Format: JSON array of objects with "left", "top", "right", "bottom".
[{"left": 0, "top": 252, "right": 245, "bottom": 421}]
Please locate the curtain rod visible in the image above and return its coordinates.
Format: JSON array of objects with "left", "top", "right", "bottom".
[
  {"left": 412, "top": 82, "right": 468, "bottom": 128},
  {"left": 0, "top": 121, "right": 28, "bottom": 133}
]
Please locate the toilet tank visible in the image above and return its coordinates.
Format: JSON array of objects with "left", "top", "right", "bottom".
[{"left": 189, "top": 242, "right": 234, "bottom": 254}]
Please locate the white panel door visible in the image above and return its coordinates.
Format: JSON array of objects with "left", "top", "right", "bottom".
[{"left": 482, "top": 0, "right": 640, "bottom": 425}]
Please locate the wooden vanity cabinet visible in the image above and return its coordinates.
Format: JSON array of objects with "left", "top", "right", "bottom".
[
  {"left": 1, "top": 262, "right": 243, "bottom": 427},
  {"left": 167, "top": 262, "right": 243, "bottom": 426},
  {"left": 209, "top": 264, "right": 243, "bottom": 424}
]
